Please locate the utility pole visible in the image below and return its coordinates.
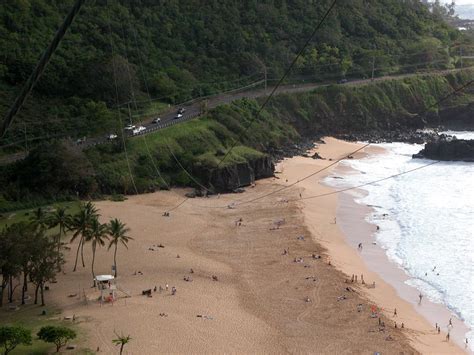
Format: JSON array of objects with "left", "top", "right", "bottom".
[
  {"left": 264, "top": 65, "right": 267, "bottom": 94},
  {"left": 127, "top": 103, "right": 133, "bottom": 125},
  {"left": 371, "top": 56, "right": 375, "bottom": 82},
  {"left": 23, "top": 123, "right": 28, "bottom": 153}
]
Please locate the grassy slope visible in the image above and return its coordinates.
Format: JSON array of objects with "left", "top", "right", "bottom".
[{"left": 84, "top": 70, "right": 474, "bottom": 194}]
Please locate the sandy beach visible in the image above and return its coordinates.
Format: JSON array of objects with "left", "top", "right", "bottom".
[{"left": 35, "top": 137, "right": 465, "bottom": 353}]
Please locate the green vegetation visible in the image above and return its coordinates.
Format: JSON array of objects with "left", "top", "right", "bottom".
[
  {"left": 0, "top": 202, "right": 130, "bottom": 353},
  {"left": 37, "top": 326, "right": 76, "bottom": 353},
  {"left": 0, "top": 0, "right": 469, "bottom": 151},
  {"left": 0, "top": 69, "right": 473, "bottom": 201},
  {"left": 0, "top": 325, "right": 32, "bottom": 355}
]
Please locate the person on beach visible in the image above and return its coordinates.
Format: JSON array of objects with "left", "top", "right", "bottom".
[
  {"left": 449, "top": 318, "right": 452, "bottom": 326},
  {"left": 361, "top": 274, "right": 365, "bottom": 284},
  {"left": 171, "top": 286, "right": 176, "bottom": 295},
  {"left": 438, "top": 326, "right": 441, "bottom": 334},
  {"left": 358, "top": 243, "right": 363, "bottom": 250},
  {"left": 351, "top": 274, "right": 354, "bottom": 283},
  {"left": 166, "top": 284, "right": 169, "bottom": 291},
  {"left": 466, "top": 338, "right": 469, "bottom": 349},
  {"left": 372, "top": 281, "right": 376, "bottom": 288},
  {"left": 435, "top": 322, "right": 438, "bottom": 330},
  {"left": 401, "top": 323, "right": 404, "bottom": 329},
  {"left": 418, "top": 293, "right": 423, "bottom": 304},
  {"left": 395, "top": 322, "right": 397, "bottom": 329},
  {"left": 446, "top": 332, "right": 450, "bottom": 342},
  {"left": 393, "top": 308, "right": 397, "bottom": 317}
]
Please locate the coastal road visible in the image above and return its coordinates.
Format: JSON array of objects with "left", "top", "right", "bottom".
[{"left": 0, "top": 68, "right": 470, "bottom": 165}]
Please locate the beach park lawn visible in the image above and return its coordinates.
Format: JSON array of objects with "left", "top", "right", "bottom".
[
  {"left": 0, "top": 304, "right": 92, "bottom": 354},
  {"left": 0, "top": 201, "right": 81, "bottom": 229}
]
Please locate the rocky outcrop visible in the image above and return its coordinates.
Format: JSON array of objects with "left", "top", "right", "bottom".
[
  {"left": 336, "top": 129, "right": 441, "bottom": 144},
  {"left": 413, "top": 138, "right": 474, "bottom": 162},
  {"left": 438, "top": 103, "right": 474, "bottom": 130},
  {"left": 203, "top": 155, "right": 275, "bottom": 192}
]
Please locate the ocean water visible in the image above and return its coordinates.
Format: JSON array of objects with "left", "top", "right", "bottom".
[{"left": 325, "top": 132, "right": 474, "bottom": 347}]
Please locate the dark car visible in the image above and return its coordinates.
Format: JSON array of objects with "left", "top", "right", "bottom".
[
  {"left": 338, "top": 78, "right": 348, "bottom": 84},
  {"left": 177, "top": 107, "right": 185, "bottom": 114}
]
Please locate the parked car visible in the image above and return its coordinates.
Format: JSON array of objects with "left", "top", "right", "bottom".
[
  {"left": 177, "top": 107, "right": 185, "bottom": 114},
  {"left": 337, "top": 78, "right": 348, "bottom": 84},
  {"left": 124, "top": 124, "right": 136, "bottom": 131},
  {"left": 174, "top": 113, "right": 183, "bottom": 119},
  {"left": 152, "top": 117, "right": 161, "bottom": 124},
  {"left": 107, "top": 133, "right": 118, "bottom": 140},
  {"left": 76, "top": 137, "right": 86, "bottom": 144}
]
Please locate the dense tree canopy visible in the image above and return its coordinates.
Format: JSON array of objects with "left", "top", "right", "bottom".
[{"left": 0, "top": 0, "right": 465, "bottom": 146}]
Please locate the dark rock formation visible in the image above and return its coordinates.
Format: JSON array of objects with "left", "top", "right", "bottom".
[
  {"left": 202, "top": 155, "right": 275, "bottom": 192},
  {"left": 413, "top": 138, "right": 474, "bottom": 162},
  {"left": 336, "top": 129, "right": 440, "bottom": 144}
]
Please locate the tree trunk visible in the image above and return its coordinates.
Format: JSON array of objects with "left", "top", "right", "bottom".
[
  {"left": 40, "top": 282, "right": 45, "bottom": 306},
  {"left": 21, "top": 272, "right": 28, "bottom": 305},
  {"left": 81, "top": 237, "right": 86, "bottom": 267},
  {"left": 0, "top": 278, "right": 7, "bottom": 307},
  {"left": 73, "top": 237, "right": 82, "bottom": 272},
  {"left": 56, "top": 230, "right": 62, "bottom": 269},
  {"left": 34, "top": 283, "right": 39, "bottom": 304},
  {"left": 91, "top": 244, "right": 96, "bottom": 287},
  {"left": 120, "top": 343, "right": 124, "bottom": 355},
  {"left": 114, "top": 244, "right": 118, "bottom": 277},
  {"left": 8, "top": 275, "right": 13, "bottom": 303}
]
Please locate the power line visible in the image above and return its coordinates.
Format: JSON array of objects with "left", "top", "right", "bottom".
[
  {"left": 0, "top": 0, "right": 87, "bottom": 139},
  {"left": 295, "top": 160, "right": 440, "bottom": 202},
  {"left": 106, "top": 0, "right": 138, "bottom": 195},
  {"left": 215, "top": 0, "right": 338, "bottom": 169}
]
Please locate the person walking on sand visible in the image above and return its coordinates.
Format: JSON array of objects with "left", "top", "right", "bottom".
[
  {"left": 466, "top": 338, "right": 469, "bottom": 349},
  {"left": 449, "top": 318, "right": 452, "bottom": 327},
  {"left": 438, "top": 326, "right": 441, "bottom": 334},
  {"left": 166, "top": 284, "right": 169, "bottom": 291},
  {"left": 446, "top": 332, "right": 450, "bottom": 342},
  {"left": 418, "top": 293, "right": 423, "bottom": 304},
  {"left": 393, "top": 308, "right": 397, "bottom": 317},
  {"left": 358, "top": 243, "right": 363, "bottom": 250}
]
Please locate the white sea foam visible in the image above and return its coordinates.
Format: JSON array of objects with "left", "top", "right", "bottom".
[{"left": 325, "top": 132, "right": 474, "bottom": 347}]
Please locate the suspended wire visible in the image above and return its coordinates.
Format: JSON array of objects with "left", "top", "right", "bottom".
[
  {"left": 128, "top": 24, "right": 171, "bottom": 190},
  {"left": 215, "top": 0, "right": 339, "bottom": 169},
  {"left": 105, "top": 0, "right": 138, "bottom": 195},
  {"left": 0, "top": 0, "right": 86, "bottom": 139},
  {"left": 165, "top": 142, "right": 211, "bottom": 193},
  {"left": 182, "top": 70, "right": 474, "bottom": 210},
  {"left": 295, "top": 160, "right": 440, "bottom": 202}
]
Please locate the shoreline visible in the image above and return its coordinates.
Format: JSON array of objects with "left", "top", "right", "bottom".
[
  {"left": 286, "top": 138, "right": 467, "bottom": 354},
  {"left": 335, "top": 189, "right": 472, "bottom": 353},
  {"left": 10, "top": 137, "right": 466, "bottom": 353}
]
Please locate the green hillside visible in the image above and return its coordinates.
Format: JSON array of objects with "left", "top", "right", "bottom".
[{"left": 0, "top": 0, "right": 466, "bottom": 148}]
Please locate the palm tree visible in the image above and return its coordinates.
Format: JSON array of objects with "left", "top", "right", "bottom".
[
  {"left": 87, "top": 218, "right": 108, "bottom": 287},
  {"left": 112, "top": 332, "right": 132, "bottom": 355},
  {"left": 107, "top": 219, "right": 132, "bottom": 277},
  {"left": 30, "top": 207, "right": 48, "bottom": 228},
  {"left": 47, "top": 206, "right": 72, "bottom": 268},
  {"left": 69, "top": 202, "right": 99, "bottom": 272}
]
